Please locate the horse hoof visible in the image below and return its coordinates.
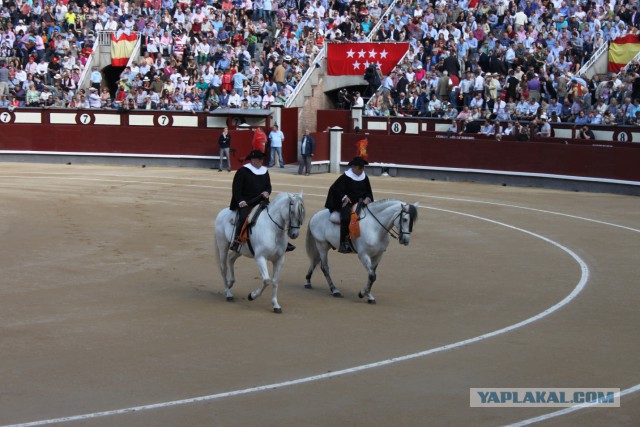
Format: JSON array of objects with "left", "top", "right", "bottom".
[
  {"left": 304, "top": 284, "right": 312, "bottom": 289},
  {"left": 248, "top": 293, "right": 254, "bottom": 301},
  {"left": 368, "top": 299, "right": 377, "bottom": 305},
  {"left": 358, "top": 291, "right": 364, "bottom": 299},
  {"left": 273, "top": 307, "right": 282, "bottom": 314},
  {"left": 332, "top": 291, "right": 343, "bottom": 298},
  {"left": 226, "top": 296, "right": 234, "bottom": 302}
]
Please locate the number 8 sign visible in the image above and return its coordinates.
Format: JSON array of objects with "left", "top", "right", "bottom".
[{"left": 391, "top": 122, "right": 404, "bottom": 134}]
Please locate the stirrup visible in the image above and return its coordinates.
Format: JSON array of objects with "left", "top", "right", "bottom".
[{"left": 338, "top": 242, "right": 353, "bottom": 254}]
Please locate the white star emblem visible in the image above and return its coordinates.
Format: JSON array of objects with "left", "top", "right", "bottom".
[
  {"left": 358, "top": 49, "right": 366, "bottom": 58},
  {"left": 364, "top": 61, "right": 370, "bottom": 69},
  {"left": 379, "top": 50, "right": 388, "bottom": 59},
  {"left": 368, "top": 49, "right": 377, "bottom": 58},
  {"left": 346, "top": 49, "right": 355, "bottom": 58},
  {"left": 353, "top": 61, "right": 362, "bottom": 69}
]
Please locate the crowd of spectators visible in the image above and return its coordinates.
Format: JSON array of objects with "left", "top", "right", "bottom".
[
  {"left": 359, "top": 0, "right": 640, "bottom": 129},
  {"left": 2, "top": 0, "right": 640, "bottom": 131},
  {"left": 0, "top": 0, "right": 395, "bottom": 111}
]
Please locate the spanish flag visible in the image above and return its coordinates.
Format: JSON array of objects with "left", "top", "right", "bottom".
[
  {"left": 111, "top": 32, "right": 138, "bottom": 67},
  {"left": 608, "top": 35, "right": 640, "bottom": 72}
]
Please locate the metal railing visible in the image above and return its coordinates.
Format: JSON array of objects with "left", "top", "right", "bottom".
[
  {"left": 576, "top": 41, "right": 608, "bottom": 77},
  {"left": 77, "top": 54, "right": 94, "bottom": 92},
  {"left": 284, "top": 46, "right": 326, "bottom": 108},
  {"left": 284, "top": 0, "right": 400, "bottom": 108}
]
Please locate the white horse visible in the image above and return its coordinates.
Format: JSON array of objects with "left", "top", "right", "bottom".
[
  {"left": 305, "top": 199, "right": 418, "bottom": 303},
  {"left": 215, "top": 192, "right": 305, "bottom": 313}
]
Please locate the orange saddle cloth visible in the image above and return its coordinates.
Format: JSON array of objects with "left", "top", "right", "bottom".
[{"left": 348, "top": 209, "right": 360, "bottom": 239}]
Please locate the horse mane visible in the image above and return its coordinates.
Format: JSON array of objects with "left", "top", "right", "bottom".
[
  {"left": 408, "top": 203, "right": 418, "bottom": 224},
  {"left": 272, "top": 192, "right": 306, "bottom": 222}
]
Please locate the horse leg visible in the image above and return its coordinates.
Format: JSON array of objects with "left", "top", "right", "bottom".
[
  {"left": 247, "top": 256, "right": 276, "bottom": 311},
  {"left": 358, "top": 254, "right": 379, "bottom": 304},
  {"left": 225, "top": 251, "right": 240, "bottom": 301},
  {"left": 216, "top": 235, "right": 236, "bottom": 301},
  {"left": 269, "top": 256, "right": 285, "bottom": 313},
  {"left": 304, "top": 259, "right": 318, "bottom": 289},
  {"left": 318, "top": 244, "right": 342, "bottom": 298}
]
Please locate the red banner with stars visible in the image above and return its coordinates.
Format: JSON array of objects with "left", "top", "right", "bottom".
[{"left": 326, "top": 42, "right": 410, "bottom": 76}]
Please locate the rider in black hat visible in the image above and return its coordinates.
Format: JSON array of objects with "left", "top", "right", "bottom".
[
  {"left": 229, "top": 150, "right": 271, "bottom": 252},
  {"left": 229, "top": 150, "right": 295, "bottom": 252},
  {"left": 325, "top": 156, "right": 374, "bottom": 253}
]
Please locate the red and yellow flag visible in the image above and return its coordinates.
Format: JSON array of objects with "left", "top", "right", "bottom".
[
  {"left": 608, "top": 35, "right": 640, "bottom": 72},
  {"left": 111, "top": 32, "right": 137, "bottom": 67}
]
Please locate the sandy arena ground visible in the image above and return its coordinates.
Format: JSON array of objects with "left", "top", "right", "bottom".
[{"left": 0, "top": 163, "right": 639, "bottom": 427}]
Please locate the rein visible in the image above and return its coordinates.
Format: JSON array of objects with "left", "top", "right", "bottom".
[
  {"left": 365, "top": 203, "right": 410, "bottom": 240},
  {"left": 266, "top": 197, "right": 301, "bottom": 232}
]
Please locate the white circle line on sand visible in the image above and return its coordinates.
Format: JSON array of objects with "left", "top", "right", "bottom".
[
  {"left": 1, "top": 205, "right": 590, "bottom": 427},
  {"left": 505, "top": 383, "right": 640, "bottom": 426}
]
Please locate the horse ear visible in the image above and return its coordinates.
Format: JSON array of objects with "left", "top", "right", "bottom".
[
  {"left": 298, "top": 190, "right": 303, "bottom": 199},
  {"left": 413, "top": 202, "right": 420, "bottom": 209}
]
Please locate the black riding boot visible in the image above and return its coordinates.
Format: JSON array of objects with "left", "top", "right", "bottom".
[
  {"left": 230, "top": 220, "right": 242, "bottom": 252},
  {"left": 230, "top": 210, "right": 246, "bottom": 252},
  {"left": 338, "top": 207, "right": 352, "bottom": 253}
]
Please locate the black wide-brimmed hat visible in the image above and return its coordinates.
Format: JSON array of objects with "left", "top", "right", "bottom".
[
  {"left": 245, "top": 150, "right": 266, "bottom": 160},
  {"left": 348, "top": 156, "right": 369, "bottom": 167}
]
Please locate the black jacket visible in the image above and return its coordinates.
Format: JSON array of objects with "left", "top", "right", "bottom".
[
  {"left": 218, "top": 132, "right": 231, "bottom": 149},
  {"left": 230, "top": 166, "right": 272, "bottom": 210},
  {"left": 300, "top": 134, "right": 315, "bottom": 156},
  {"left": 325, "top": 172, "right": 374, "bottom": 212}
]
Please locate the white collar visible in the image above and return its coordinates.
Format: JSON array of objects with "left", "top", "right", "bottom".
[
  {"left": 345, "top": 168, "right": 366, "bottom": 181},
  {"left": 244, "top": 163, "right": 268, "bottom": 175}
]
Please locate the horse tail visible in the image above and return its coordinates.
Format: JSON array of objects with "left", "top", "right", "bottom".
[{"left": 305, "top": 222, "right": 320, "bottom": 264}]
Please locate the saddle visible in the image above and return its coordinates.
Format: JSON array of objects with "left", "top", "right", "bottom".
[
  {"left": 328, "top": 203, "right": 363, "bottom": 240},
  {"left": 235, "top": 201, "right": 269, "bottom": 247}
]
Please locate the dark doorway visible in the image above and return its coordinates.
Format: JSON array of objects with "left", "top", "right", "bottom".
[{"left": 101, "top": 64, "right": 125, "bottom": 97}]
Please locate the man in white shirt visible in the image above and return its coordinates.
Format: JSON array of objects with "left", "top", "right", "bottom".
[
  {"left": 90, "top": 66, "right": 102, "bottom": 90},
  {"left": 228, "top": 89, "right": 242, "bottom": 108},
  {"left": 88, "top": 87, "right": 102, "bottom": 108},
  {"left": 474, "top": 71, "right": 485, "bottom": 97},
  {"left": 352, "top": 91, "right": 364, "bottom": 108},
  {"left": 180, "top": 95, "right": 195, "bottom": 112}
]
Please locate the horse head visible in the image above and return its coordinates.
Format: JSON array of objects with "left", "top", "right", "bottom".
[
  {"left": 398, "top": 202, "right": 419, "bottom": 246},
  {"left": 286, "top": 191, "right": 305, "bottom": 240}
]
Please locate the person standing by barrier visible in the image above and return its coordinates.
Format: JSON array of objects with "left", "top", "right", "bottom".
[
  {"left": 0, "top": 61, "right": 10, "bottom": 97},
  {"left": 298, "top": 129, "right": 315, "bottom": 176},
  {"left": 268, "top": 124, "right": 285, "bottom": 168},
  {"left": 218, "top": 127, "right": 232, "bottom": 172}
]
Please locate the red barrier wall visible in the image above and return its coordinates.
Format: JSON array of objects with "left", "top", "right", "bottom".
[
  {"left": 279, "top": 107, "right": 299, "bottom": 164},
  {"left": 317, "top": 110, "right": 350, "bottom": 132},
  {"left": 341, "top": 133, "right": 640, "bottom": 182},
  {"left": 312, "top": 131, "right": 330, "bottom": 161},
  {"left": 0, "top": 109, "right": 259, "bottom": 170}
]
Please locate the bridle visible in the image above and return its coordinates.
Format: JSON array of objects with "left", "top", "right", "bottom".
[
  {"left": 365, "top": 203, "right": 413, "bottom": 240},
  {"left": 267, "top": 196, "right": 302, "bottom": 233}
]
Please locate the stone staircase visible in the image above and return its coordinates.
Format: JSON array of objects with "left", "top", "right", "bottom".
[{"left": 286, "top": 56, "right": 330, "bottom": 138}]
